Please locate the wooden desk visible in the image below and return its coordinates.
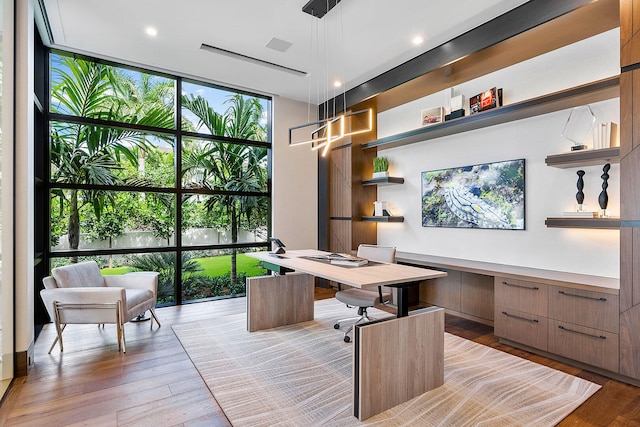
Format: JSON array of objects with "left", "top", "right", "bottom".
[
  {"left": 248, "top": 249, "right": 446, "bottom": 318},
  {"left": 246, "top": 249, "right": 447, "bottom": 421}
]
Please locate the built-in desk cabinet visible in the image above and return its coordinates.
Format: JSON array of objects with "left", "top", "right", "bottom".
[
  {"left": 494, "top": 278, "right": 549, "bottom": 351},
  {"left": 494, "top": 277, "right": 620, "bottom": 372},
  {"left": 421, "top": 270, "right": 494, "bottom": 324}
]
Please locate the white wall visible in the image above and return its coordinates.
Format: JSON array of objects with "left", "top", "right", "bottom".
[
  {"left": 272, "top": 96, "right": 318, "bottom": 250},
  {"left": 376, "top": 29, "right": 620, "bottom": 278}
]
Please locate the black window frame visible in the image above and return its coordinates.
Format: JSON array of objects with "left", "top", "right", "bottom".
[{"left": 37, "top": 48, "right": 273, "bottom": 310}]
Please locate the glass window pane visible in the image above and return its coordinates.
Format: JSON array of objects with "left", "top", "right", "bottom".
[
  {"left": 181, "top": 138, "right": 268, "bottom": 191},
  {"left": 50, "top": 190, "right": 175, "bottom": 251},
  {"left": 182, "top": 195, "right": 268, "bottom": 245},
  {"left": 50, "top": 53, "right": 176, "bottom": 129},
  {"left": 181, "top": 81, "right": 270, "bottom": 142},
  {"left": 50, "top": 121, "right": 175, "bottom": 187},
  {"left": 181, "top": 248, "right": 267, "bottom": 302},
  {"left": 51, "top": 253, "right": 177, "bottom": 305}
]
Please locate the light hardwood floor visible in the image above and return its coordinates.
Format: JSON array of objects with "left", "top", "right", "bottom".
[{"left": 0, "top": 288, "right": 638, "bottom": 426}]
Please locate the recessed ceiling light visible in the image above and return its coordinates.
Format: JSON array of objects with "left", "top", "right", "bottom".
[
  {"left": 334, "top": 81, "right": 342, "bottom": 88},
  {"left": 412, "top": 36, "right": 424, "bottom": 45},
  {"left": 146, "top": 27, "right": 158, "bottom": 37}
]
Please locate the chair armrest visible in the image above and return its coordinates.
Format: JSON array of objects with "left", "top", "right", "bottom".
[
  {"left": 104, "top": 272, "right": 158, "bottom": 295},
  {"left": 40, "top": 287, "right": 126, "bottom": 324},
  {"left": 42, "top": 276, "right": 58, "bottom": 289}
]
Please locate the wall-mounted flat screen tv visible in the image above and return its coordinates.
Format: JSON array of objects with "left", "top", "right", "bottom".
[{"left": 421, "top": 159, "right": 525, "bottom": 229}]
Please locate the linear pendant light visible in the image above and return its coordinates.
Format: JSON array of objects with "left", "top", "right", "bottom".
[{"left": 288, "top": 0, "right": 372, "bottom": 156}]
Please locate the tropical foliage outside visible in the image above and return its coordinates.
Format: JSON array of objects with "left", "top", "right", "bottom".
[{"left": 48, "top": 53, "right": 270, "bottom": 304}]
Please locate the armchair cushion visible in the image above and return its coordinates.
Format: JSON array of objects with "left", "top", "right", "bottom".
[{"left": 52, "top": 260, "right": 105, "bottom": 288}]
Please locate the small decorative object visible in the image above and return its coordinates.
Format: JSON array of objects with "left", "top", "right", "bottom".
[
  {"left": 372, "top": 156, "right": 389, "bottom": 179},
  {"left": 562, "top": 105, "right": 595, "bottom": 150},
  {"left": 445, "top": 109, "right": 465, "bottom": 121},
  {"left": 451, "top": 94, "right": 464, "bottom": 112},
  {"left": 469, "top": 87, "right": 502, "bottom": 114},
  {"left": 373, "top": 201, "right": 392, "bottom": 216},
  {"left": 576, "top": 170, "right": 585, "bottom": 211},
  {"left": 421, "top": 107, "right": 444, "bottom": 127},
  {"left": 598, "top": 163, "right": 611, "bottom": 217}
]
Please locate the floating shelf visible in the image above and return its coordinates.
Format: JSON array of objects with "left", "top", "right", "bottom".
[
  {"left": 545, "top": 147, "right": 620, "bottom": 168},
  {"left": 362, "top": 76, "right": 619, "bottom": 151},
  {"left": 362, "top": 177, "right": 405, "bottom": 186},
  {"left": 545, "top": 217, "right": 620, "bottom": 229},
  {"left": 361, "top": 216, "right": 405, "bottom": 223}
]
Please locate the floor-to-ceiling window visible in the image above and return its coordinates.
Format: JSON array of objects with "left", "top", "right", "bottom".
[
  {"left": 37, "top": 50, "right": 271, "bottom": 317},
  {"left": 0, "top": 0, "right": 7, "bottom": 394}
]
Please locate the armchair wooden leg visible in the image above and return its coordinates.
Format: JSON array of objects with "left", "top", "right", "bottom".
[
  {"left": 116, "top": 301, "right": 126, "bottom": 353},
  {"left": 149, "top": 307, "right": 161, "bottom": 329},
  {"left": 48, "top": 323, "right": 66, "bottom": 354},
  {"left": 51, "top": 302, "right": 67, "bottom": 353}
]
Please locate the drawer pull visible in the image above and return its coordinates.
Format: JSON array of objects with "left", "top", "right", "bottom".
[
  {"left": 502, "top": 281, "right": 539, "bottom": 291},
  {"left": 502, "top": 311, "right": 539, "bottom": 323},
  {"left": 558, "top": 325, "right": 606, "bottom": 340},
  {"left": 557, "top": 290, "right": 606, "bottom": 302}
]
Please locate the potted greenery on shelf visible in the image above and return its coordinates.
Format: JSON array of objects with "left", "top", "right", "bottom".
[{"left": 373, "top": 156, "right": 389, "bottom": 179}]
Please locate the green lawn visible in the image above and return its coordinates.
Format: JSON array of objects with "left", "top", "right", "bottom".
[
  {"left": 192, "top": 253, "right": 266, "bottom": 277},
  {"left": 101, "top": 266, "right": 135, "bottom": 275},
  {"left": 101, "top": 253, "right": 265, "bottom": 277}
]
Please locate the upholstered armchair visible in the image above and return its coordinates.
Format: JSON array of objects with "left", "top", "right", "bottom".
[{"left": 40, "top": 260, "right": 160, "bottom": 353}]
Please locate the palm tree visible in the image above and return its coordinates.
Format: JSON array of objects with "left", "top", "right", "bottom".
[
  {"left": 182, "top": 94, "right": 268, "bottom": 284},
  {"left": 50, "top": 55, "right": 174, "bottom": 258}
]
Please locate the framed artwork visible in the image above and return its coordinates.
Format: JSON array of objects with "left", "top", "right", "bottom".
[
  {"left": 470, "top": 87, "right": 502, "bottom": 114},
  {"left": 421, "top": 159, "right": 525, "bottom": 229},
  {"left": 421, "top": 107, "right": 444, "bottom": 127}
]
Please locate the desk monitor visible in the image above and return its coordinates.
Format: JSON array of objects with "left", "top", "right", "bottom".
[{"left": 269, "top": 237, "right": 286, "bottom": 254}]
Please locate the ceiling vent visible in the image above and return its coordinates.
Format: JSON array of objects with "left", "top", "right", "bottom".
[
  {"left": 200, "top": 43, "right": 307, "bottom": 77},
  {"left": 265, "top": 37, "right": 293, "bottom": 53}
]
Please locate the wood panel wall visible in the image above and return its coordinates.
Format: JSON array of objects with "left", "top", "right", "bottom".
[
  {"left": 619, "top": 0, "right": 640, "bottom": 380},
  {"left": 327, "top": 98, "right": 378, "bottom": 254}
]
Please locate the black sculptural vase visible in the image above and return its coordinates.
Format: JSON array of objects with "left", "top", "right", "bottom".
[
  {"left": 598, "top": 163, "right": 611, "bottom": 216},
  {"left": 576, "top": 170, "right": 585, "bottom": 210}
]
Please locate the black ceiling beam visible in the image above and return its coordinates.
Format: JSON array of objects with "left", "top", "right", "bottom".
[
  {"left": 321, "top": 0, "right": 596, "bottom": 117},
  {"left": 302, "top": 0, "right": 341, "bottom": 19}
]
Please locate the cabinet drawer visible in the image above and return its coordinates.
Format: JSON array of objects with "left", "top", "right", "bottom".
[
  {"left": 495, "top": 277, "right": 548, "bottom": 316},
  {"left": 495, "top": 306, "right": 548, "bottom": 351},
  {"left": 548, "top": 319, "right": 618, "bottom": 372},
  {"left": 549, "top": 286, "right": 619, "bottom": 333}
]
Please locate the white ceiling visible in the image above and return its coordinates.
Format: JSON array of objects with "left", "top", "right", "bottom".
[{"left": 41, "top": 0, "right": 529, "bottom": 104}]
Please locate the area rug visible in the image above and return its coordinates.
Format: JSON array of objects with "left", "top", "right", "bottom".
[{"left": 172, "top": 299, "right": 600, "bottom": 426}]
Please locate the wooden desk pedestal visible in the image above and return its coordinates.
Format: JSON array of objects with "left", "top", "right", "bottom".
[
  {"left": 354, "top": 307, "right": 445, "bottom": 421},
  {"left": 246, "top": 273, "right": 315, "bottom": 332}
]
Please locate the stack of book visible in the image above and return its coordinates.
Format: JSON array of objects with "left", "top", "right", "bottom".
[
  {"left": 592, "top": 122, "right": 619, "bottom": 150},
  {"left": 326, "top": 253, "right": 369, "bottom": 267},
  {"left": 562, "top": 211, "right": 599, "bottom": 218}
]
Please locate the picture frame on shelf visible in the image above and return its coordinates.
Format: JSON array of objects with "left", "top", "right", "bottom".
[
  {"left": 421, "top": 107, "right": 444, "bottom": 127},
  {"left": 470, "top": 87, "right": 502, "bottom": 114}
]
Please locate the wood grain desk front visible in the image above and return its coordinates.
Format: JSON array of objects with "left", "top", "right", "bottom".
[{"left": 245, "top": 249, "right": 447, "bottom": 421}]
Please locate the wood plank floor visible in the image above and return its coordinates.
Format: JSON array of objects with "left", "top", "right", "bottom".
[{"left": 0, "top": 287, "right": 638, "bottom": 426}]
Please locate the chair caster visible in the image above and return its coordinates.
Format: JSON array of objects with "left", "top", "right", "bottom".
[
  {"left": 334, "top": 323, "right": 340, "bottom": 329},
  {"left": 344, "top": 335, "right": 351, "bottom": 343}
]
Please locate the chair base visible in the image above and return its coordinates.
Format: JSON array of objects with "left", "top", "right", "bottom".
[
  {"left": 334, "top": 306, "right": 375, "bottom": 343},
  {"left": 48, "top": 306, "right": 161, "bottom": 354}
]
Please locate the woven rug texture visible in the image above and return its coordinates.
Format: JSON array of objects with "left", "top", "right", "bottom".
[{"left": 172, "top": 298, "right": 600, "bottom": 426}]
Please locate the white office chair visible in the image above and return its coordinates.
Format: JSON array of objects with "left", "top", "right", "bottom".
[{"left": 333, "top": 244, "right": 395, "bottom": 342}]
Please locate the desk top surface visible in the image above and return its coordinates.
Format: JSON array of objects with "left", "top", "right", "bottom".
[{"left": 248, "top": 249, "right": 446, "bottom": 289}]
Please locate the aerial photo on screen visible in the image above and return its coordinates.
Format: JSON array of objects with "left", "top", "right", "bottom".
[{"left": 421, "top": 159, "right": 525, "bottom": 230}]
